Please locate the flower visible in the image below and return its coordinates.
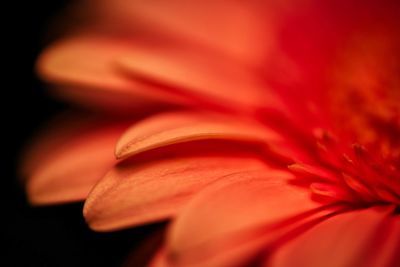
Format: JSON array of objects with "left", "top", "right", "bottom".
[{"left": 22, "top": 0, "right": 400, "bottom": 267}]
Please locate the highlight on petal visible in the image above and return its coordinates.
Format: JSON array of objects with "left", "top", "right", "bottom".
[
  {"left": 116, "top": 111, "right": 281, "bottom": 159},
  {"left": 83, "top": 141, "right": 271, "bottom": 231},
  {"left": 21, "top": 113, "right": 130, "bottom": 205},
  {"left": 36, "top": 34, "right": 189, "bottom": 111},
  {"left": 267, "top": 206, "right": 395, "bottom": 267},
  {"left": 163, "top": 173, "right": 322, "bottom": 267}
]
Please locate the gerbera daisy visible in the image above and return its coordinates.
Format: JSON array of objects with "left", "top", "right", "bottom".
[{"left": 22, "top": 0, "right": 400, "bottom": 266}]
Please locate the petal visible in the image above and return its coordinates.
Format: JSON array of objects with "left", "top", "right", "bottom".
[
  {"left": 21, "top": 113, "right": 130, "bottom": 204},
  {"left": 365, "top": 215, "right": 400, "bottom": 267},
  {"left": 164, "top": 173, "right": 321, "bottom": 266},
  {"left": 267, "top": 206, "right": 395, "bottom": 267},
  {"left": 116, "top": 111, "right": 281, "bottom": 159},
  {"left": 37, "top": 34, "right": 188, "bottom": 110},
  {"left": 85, "top": 0, "right": 276, "bottom": 66},
  {"left": 116, "top": 0, "right": 274, "bottom": 65},
  {"left": 117, "top": 41, "right": 277, "bottom": 111},
  {"left": 83, "top": 141, "right": 270, "bottom": 231}
]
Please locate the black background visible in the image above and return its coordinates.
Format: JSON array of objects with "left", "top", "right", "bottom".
[{"left": 4, "top": 1, "right": 157, "bottom": 266}]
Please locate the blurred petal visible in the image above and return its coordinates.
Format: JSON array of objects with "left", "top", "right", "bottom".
[
  {"left": 83, "top": 142, "right": 270, "bottom": 231},
  {"left": 37, "top": 34, "right": 189, "bottom": 110},
  {"left": 164, "top": 173, "right": 321, "bottom": 266},
  {"left": 267, "top": 0, "right": 400, "bottom": 113},
  {"left": 117, "top": 42, "right": 276, "bottom": 110},
  {"left": 21, "top": 113, "right": 130, "bottom": 204},
  {"left": 268, "top": 206, "right": 395, "bottom": 267},
  {"left": 124, "top": 0, "right": 275, "bottom": 65},
  {"left": 87, "top": 0, "right": 275, "bottom": 65},
  {"left": 37, "top": 35, "right": 134, "bottom": 92},
  {"left": 116, "top": 111, "right": 281, "bottom": 159}
]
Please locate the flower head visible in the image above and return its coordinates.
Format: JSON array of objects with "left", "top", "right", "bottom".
[{"left": 22, "top": 0, "right": 400, "bottom": 266}]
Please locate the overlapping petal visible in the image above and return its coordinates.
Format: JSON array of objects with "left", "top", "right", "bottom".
[
  {"left": 161, "top": 172, "right": 327, "bottom": 267},
  {"left": 36, "top": 34, "right": 190, "bottom": 112},
  {"left": 116, "top": 111, "right": 281, "bottom": 159},
  {"left": 117, "top": 42, "right": 275, "bottom": 111},
  {"left": 83, "top": 141, "right": 270, "bottom": 231},
  {"left": 267, "top": 206, "right": 396, "bottom": 267},
  {"left": 85, "top": 0, "right": 276, "bottom": 65}
]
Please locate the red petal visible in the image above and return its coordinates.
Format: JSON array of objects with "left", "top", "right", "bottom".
[
  {"left": 365, "top": 215, "right": 400, "bottom": 267},
  {"left": 267, "top": 206, "right": 395, "bottom": 267},
  {"left": 116, "top": 111, "right": 281, "bottom": 159},
  {"left": 83, "top": 142, "right": 270, "bottom": 231},
  {"left": 21, "top": 113, "right": 130, "bottom": 204}
]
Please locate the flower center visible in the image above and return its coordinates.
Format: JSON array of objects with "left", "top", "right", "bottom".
[
  {"left": 328, "top": 30, "right": 400, "bottom": 157},
  {"left": 290, "top": 30, "right": 400, "bottom": 208},
  {"left": 289, "top": 130, "right": 400, "bottom": 208}
]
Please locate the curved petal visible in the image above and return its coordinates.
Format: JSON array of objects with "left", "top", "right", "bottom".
[
  {"left": 116, "top": 111, "right": 281, "bottom": 159},
  {"left": 163, "top": 173, "right": 322, "bottom": 266},
  {"left": 267, "top": 206, "right": 395, "bottom": 267},
  {"left": 21, "top": 113, "right": 130, "bottom": 205},
  {"left": 83, "top": 142, "right": 270, "bottom": 231},
  {"left": 37, "top": 35, "right": 132, "bottom": 90},
  {"left": 37, "top": 34, "right": 189, "bottom": 110}
]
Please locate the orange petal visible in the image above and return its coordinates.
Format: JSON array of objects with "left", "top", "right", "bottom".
[
  {"left": 37, "top": 34, "right": 189, "bottom": 110},
  {"left": 21, "top": 113, "right": 130, "bottom": 205},
  {"left": 164, "top": 173, "right": 321, "bottom": 266},
  {"left": 83, "top": 142, "right": 270, "bottom": 231},
  {"left": 268, "top": 206, "right": 395, "bottom": 267},
  {"left": 117, "top": 41, "right": 278, "bottom": 111},
  {"left": 116, "top": 111, "right": 281, "bottom": 159},
  {"left": 112, "top": 0, "right": 274, "bottom": 65}
]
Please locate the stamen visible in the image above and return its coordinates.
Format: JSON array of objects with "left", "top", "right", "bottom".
[
  {"left": 310, "top": 183, "right": 352, "bottom": 202},
  {"left": 341, "top": 173, "right": 375, "bottom": 202}
]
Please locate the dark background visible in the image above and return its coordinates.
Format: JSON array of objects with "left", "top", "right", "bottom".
[{"left": 3, "top": 1, "right": 157, "bottom": 266}]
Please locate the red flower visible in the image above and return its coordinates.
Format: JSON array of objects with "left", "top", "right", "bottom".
[{"left": 22, "top": 1, "right": 400, "bottom": 266}]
